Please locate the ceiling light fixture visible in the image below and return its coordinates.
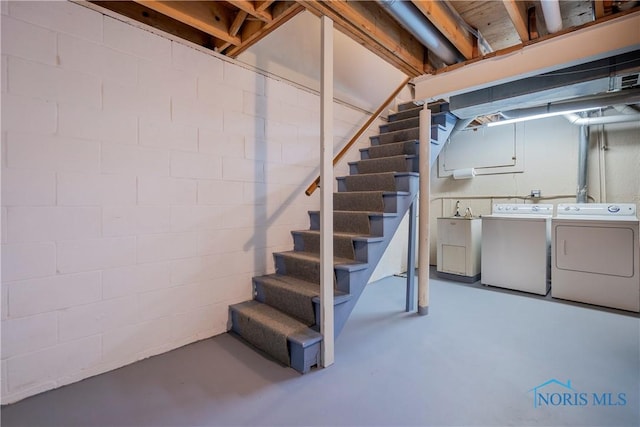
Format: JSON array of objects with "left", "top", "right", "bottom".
[{"left": 486, "top": 107, "right": 601, "bottom": 127}]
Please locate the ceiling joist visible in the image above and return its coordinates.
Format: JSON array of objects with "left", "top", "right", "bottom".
[
  {"left": 300, "top": 0, "right": 427, "bottom": 77},
  {"left": 502, "top": 0, "right": 531, "bottom": 42},
  {"left": 227, "top": 0, "right": 273, "bottom": 22},
  {"left": 225, "top": 1, "right": 303, "bottom": 57},
  {"left": 134, "top": 0, "right": 241, "bottom": 45},
  {"left": 411, "top": 0, "right": 477, "bottom": 60},
  {"left": 88, "top": 1, "right": 639, "bottom": 82}
]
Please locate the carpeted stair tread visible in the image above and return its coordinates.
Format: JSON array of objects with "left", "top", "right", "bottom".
[
  {"left": 292, "top": 230, "right": 357, "bottom": 259},
  {"left": 334, "top": 190, "right": 408, "bottom": 213},
  {"left": 276, "top": 250, "right": 365, "bottom": 269},
  {"left": 361, "top": 140, "right": 418, "bottom": 159},
  {"left": 380, "top": 116, "right": 419, "bottom": 133},
  {"left": 338, "top": 172, "right": 398, "bottom": 192},
  {"left": 230, "top": 300, "right": 315, "bottom": 366},
  {"left": 389, "top": 105, "right": 423, "bottom": 122},
  {"left": 349, "top": 155, "right": 417, "bottom": 174},
  {"left": 254, "top": 273, "right": 352, "bottom": 325},
  {"left": 253, "top": 274, "right": 319, "bottom": 325},
  {"left": 397, "top": 101, "right": 423, "bottom": 112},
  {"left": 296, "top": 229, "right": 381, "bottom": 240},
  {"left": 334, "top": 191, "right": 384, "bottom": 212},
  {"left": 370, "top": 127, "right": 419, "bottom": 145},
  {"left": 308, "top": 210, "right": 395, "bottom": 235}
]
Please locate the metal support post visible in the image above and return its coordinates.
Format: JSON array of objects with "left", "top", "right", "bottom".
[{"left": 405, "top": 200, "right": 417, "bottom": 311}]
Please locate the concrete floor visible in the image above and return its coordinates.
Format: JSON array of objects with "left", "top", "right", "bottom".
[{"left": 2, "top": 272, "right": 639, "bottom": 426}]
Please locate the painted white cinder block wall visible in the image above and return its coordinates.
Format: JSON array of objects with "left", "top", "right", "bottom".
[
  {"left": 0, "top": 1, "right": 384, "bottom": 404},
  {"left": 375, "top": 115, "right": 640, "bottom": 273}
]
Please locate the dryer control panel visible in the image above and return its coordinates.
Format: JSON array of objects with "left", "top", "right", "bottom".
[{"left": 556, "top": 203, "right": 637, "bottom": 218}]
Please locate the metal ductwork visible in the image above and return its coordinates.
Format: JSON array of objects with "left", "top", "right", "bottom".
[
  {"left": 566, "top": 107, "right": 640, "bottom": 203},
  {"left": 540, "top": 0, "right": 563, "bottom": 33},
  {"left": 448, "top": 50, "right": 640, "bottom": 119},
  {"left": 498, "top": 88, "right": 640, "bottom": 121},
  {"left": 564, "top": 111, "right": 640, "bottom": 126},
  {"left": 577, "top": 124, "right": 589, "bottom": 203},
  {"left": 378, "top": 0, "right": 465, "bottom": 65}
]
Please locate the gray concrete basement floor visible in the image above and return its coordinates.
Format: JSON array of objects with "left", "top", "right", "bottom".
[{"left": 2, "top": 271, "right": 639, "bottom": 426}]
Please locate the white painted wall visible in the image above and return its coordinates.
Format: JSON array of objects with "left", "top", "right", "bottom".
[
  {"left": 238, "top": 11, "right": 409, "bottom": 114},
  {"left": 0, "top": 0, "right": 388, "bottom": 404},
  {"left": 375, "top": 113, "right": 640, "bottom": 274}
]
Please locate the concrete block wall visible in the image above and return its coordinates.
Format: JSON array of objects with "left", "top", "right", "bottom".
[{"left": 0, "top": 1, "right": 381, "bottom": 404}]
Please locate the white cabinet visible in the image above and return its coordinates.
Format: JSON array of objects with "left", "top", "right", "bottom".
[{"left": 437, "top": 217, "right": 482, "bottom": 282}]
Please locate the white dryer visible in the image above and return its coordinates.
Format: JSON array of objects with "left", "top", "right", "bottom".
[
  {"left": 481, "top": 204, "right": 553, "bottom": 295},
  {"left": 551, "top": 203, "right": 640, "bottom": 312}
]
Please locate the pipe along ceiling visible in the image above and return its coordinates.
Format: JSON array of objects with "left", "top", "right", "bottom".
[
  {"left": 378, "top": 0, "right": 465, "bottom": 66},
  {"left": 379, "top": 0, "right": 566, "bottom": 66}
]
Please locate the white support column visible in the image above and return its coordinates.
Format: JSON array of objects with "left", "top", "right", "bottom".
[
  {"left": 320, "top": 15, "right": 335, "bottom": 367},
  {"left": 418, "top": 108, "right": 431, "bottom": 315}
]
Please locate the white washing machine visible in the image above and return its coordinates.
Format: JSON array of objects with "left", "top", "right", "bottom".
[
  {"left": 551, "top": 203, "right": 640, "bottom": 312},
  {"left": 481, "top": 204, "right": 554, "bottom": 295}
]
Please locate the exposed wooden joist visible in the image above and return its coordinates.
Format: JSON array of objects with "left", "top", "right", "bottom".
[
  {"left": 411, "top": 0, "right": 476, "bottom": 60},
  {"left": 134, "top": 1, "right": 241, "bottom": 45},
  {"left": 502, "top": 0, "right": 530, "bottom": 42},
  {"left": 300, "top": 0, "right": 426, "bottom": 77},
  {"left": 218, "top": 10, "right": 249, "bottom": 54},
  {"left": 89, "top": 1, "right": 225, "bottom": 50},
  {"left": 226, "top": 2, "right": 304, "bottom": 57},
  {"left": 256, "top": 1, "right": 276, "bottom": 13},
  {"left": 594, "top": 0, "right": 606, "bottom": 19},
  {"left": 227, "top": 0, "right": 273, "bottom": 22},
  {"left": 230, "top": 10, "right": 249, "bottom": 36}
]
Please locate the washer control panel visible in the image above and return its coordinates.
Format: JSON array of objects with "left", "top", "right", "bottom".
[{"left": 492, "top": 204, "right": 554, "bottom": 216}]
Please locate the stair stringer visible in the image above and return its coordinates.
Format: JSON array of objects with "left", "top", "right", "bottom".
[
  {"left": 327, "top": 177, "right": 418, "bottom": 337},
  {"left": 429, "top": 111, "right": 458, "bottom": 166},
  {"left": 228, "top": 101, "right": 457, "bottom": 375}
]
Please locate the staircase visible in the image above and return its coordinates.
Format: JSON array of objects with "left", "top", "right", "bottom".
[{"left": 229, "top": 100, "right": 457, "bottom": 373}]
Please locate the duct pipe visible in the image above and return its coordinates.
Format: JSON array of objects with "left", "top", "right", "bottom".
[
  {"left": 577, "top": 124, "right": 589, "bottom": 203},
  {"left": 378, "top": 0, "right": 464, "bottom": 65},
  {"left": 540, "top": 0, "right": 563, "bottom": 33},
  {"left": 613, "top": 104, "right": 640, "bottom": 115},
  {"left": 497, "top": 88, "right": 640, "bottom": 121},
  {"left": 564, "top": 112, "right": 640, "bottom": 126}
]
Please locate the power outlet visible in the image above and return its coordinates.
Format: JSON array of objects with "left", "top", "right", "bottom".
[{"left": 530, "top": 190, "right": 541, "bottom": 198}]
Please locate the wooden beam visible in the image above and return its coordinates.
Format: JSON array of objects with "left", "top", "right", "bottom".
[
  {"left": 89, "top": 1, "right": 223, "bottom": 50},
  {"left": 226, "top": 2, "right": 304, "bottom": 57},
  {"left": 594, "top": 0, "right": 605, "bottom": 19},
  {"left": 502, "top": 0, "right": 530, "bottom": 42},
  {"left": 411, "top": 0, "right": 476, "bottom": 60},
  {"left": 229, "top": 10, "right": 248, "bottom": 36},
  {"left": 227, "top": 0, "right": 272, "bottom": 22},
  {"left": 134, "top": 1, "right": 240, "bottom": 45},
  {"left": 299, "top": 1, "right": 428, "bottom": 77},
  {"left": 256, "top": 1, "right": 276, "bottom": 13},
  {"left": 218, "top": 9, "right": 248, "bottom": 54}
]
